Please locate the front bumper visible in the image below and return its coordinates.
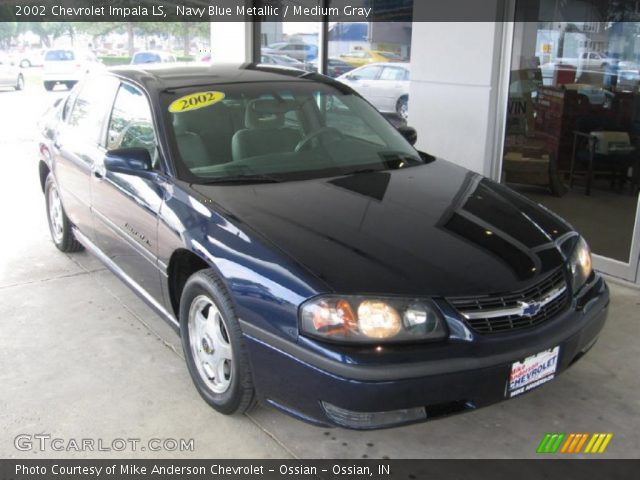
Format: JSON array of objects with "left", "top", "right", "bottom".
[{"left": 243, "top": 275, "right": 609, "bottom": 429}]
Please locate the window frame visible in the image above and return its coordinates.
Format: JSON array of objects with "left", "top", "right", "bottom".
[
  {"left": 106, "top": 80, "right": 162, "bottom": 170},
  {"left": 65, "top": 75, "right": 119, "bottom": 148}
]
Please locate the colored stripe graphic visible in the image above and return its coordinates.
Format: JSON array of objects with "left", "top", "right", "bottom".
[
  {"left": 537, "top": 433, "right": 565, "bottom": 453},
  {"left": 584, "top": 433, "right": 613, "bottom": 454},
  {"left": 538, "top": 433, "right": 613, "bottom": 454},
  {"left": 560, "top": 433, "right": 589, "bottom": 453}
]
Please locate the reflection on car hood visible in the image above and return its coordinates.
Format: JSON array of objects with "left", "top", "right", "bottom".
[{"left": 193, "top": 160, "right": 571, "bottom": 297}]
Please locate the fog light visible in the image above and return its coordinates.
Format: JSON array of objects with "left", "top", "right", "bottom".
[{"left": 322, "top": 402, "right": 426, "bottom": 429}]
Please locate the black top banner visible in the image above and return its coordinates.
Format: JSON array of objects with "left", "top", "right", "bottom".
[{"left": 1, "top": 0, "right": 639, "bottom": 22}]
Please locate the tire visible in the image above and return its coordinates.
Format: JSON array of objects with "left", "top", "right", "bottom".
[
  {"left": 44, "top": 174, "right": 83, "bottom": 253},
  {"left": 43, "top": 81, "right": 55, "bottom": 91},
  {"left": 180, "top": 269, "right": 255, "bottom": 415},
  {"left": 396, "top": 96, "right": 409, "bottom": 120},
  {"left": 20, "top": 59, "right": 30, "bottom": 68},
  {"left": 15, "top": 74, "right": 24, "bottom": 91},
  {"left": 65, "top": 81, "right": 76, "bottom": 90}
]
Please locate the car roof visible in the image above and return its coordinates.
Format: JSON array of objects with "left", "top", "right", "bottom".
[
  {"left": 106, "top": 63, "right": 346, "bottom": 92},
  {"left": 353, "top": 62, "right": 410, "bottom": 69}
]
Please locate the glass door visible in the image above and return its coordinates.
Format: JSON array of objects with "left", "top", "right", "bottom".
[{"left": 501, "top": 2, "right": 640, "bottom": 282}]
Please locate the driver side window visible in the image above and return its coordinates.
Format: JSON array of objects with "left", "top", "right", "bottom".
[{"left": 107, "top": 83, "right": 158, "bottom": 166}]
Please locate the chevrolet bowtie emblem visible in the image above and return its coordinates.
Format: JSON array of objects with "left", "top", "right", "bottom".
[{"left": 519, "top": 300, "right": 542, "bottom": 317}]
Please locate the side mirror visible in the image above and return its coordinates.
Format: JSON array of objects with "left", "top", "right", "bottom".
[
  {"left": 104, "top": 148, "right": 153, "bottom": 176},
  {"left": 398, "top": 125, "right": 417, "bottom": 146}
]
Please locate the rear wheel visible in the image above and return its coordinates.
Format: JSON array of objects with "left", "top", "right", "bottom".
[
  {"left": 396, "top": 96, "right": 409, "bottom": 120},
  {"left": 44, "top": 175, "right": 83, "bottom": 253},
  {"left": 15, "top": 74, "right": 24, "bottom": 91},
  {"left": 180, "top": 269, "right": 255, "bottom": 415},
  {"left": 43, "top": 81, "right": 55, "bottom": 91},
  {"left": 64, "top": 81, "right": 76, "bottom": 90},
  {"left": 20, "top": 59, "right": 30, "bottom": 68}
]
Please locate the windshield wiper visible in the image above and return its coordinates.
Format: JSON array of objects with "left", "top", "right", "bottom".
[{"left": 201, "top": 174, "right": 281, "bottom": 185}]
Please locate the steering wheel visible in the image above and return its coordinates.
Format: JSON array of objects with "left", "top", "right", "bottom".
[{"left": 294, "top": 127, "right": 345, "bottom": 153}]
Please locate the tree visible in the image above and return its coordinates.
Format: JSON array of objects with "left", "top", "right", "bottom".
[
  {"left": 25, "top": 22, "right": 74, "bottom": 47},
  {"left": 0, "top": 22, "right": 18, "bottom": 49},
  {"left": 169, "top": 23, "right": 210, "bottom": 56}
]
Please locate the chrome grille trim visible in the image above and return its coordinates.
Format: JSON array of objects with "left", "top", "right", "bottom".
[
  {"left": 447, "top": 268, "right": 569, "bottom": 334},
  {"left": 462, "top": 284, "right": 566, "bottom": 320}
]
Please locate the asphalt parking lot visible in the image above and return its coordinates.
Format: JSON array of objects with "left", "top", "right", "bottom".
[{"left": 1, "top": 69, "right": 639, "bottom": 459}]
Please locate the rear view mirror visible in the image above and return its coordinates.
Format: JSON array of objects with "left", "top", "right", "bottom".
[
  {"left": 104, "top": 148, "right": 153, "bottom": 176},
  {"left": 398, "top": 126, "right": 417, "bottom": 146}
]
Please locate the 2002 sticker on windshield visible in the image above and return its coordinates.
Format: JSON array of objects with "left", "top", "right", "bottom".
[{"left": 169, "top": 91, "right": 225, "bottom": 113}]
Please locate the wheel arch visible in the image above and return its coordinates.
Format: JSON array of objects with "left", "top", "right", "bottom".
[
  {"left": 38, "top": 159, "right": 51, "bottom": 192},
  {"left": 166, "top": 248, "right": 212, "bottom": 319}
]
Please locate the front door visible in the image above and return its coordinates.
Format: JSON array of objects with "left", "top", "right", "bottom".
[{"left": 91, "top": 82, "right": 166, "bottom": 304}]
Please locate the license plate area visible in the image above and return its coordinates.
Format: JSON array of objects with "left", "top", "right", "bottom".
[{"left": 508, "top": 346, "right": 560, "bottom": 398}]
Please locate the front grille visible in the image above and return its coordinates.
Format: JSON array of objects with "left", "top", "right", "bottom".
[{"left": 447, "top": 268, "right": 569, "bottom": 334}]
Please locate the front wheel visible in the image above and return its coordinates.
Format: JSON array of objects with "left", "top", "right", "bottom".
[
  {"left": 180, "top": 269, "right": 255, "bottom": 415},
  {"left": 396, "top": 96, "right": 409, "bottom": 120},
  {"left": 44, "top": 175, "right": 83, "bottom": 252},
  {"left": 43, "top": 81, "right": 55, "bottom": 91}
]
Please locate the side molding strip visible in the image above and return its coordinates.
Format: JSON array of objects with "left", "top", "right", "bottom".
[{"left": 72, "top": 227, "right": 180, "bottom": 332}]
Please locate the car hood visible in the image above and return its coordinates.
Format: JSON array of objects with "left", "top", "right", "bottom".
[{"left": 192, "top": 160, "right": 572, "bottom": 297}]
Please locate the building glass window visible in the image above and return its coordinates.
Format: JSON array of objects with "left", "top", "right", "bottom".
[
  {"left": 255, "top": 1, "right": 413, "bottom": 121},
  {"left": 256, "top": 0, "right": 322, "bottom": 73},
  {"left": 503, "top": 0, "right": 640, "bottom": 267},
  {"left": 327, "top": 1, "right": 412, "bottom": 121}
]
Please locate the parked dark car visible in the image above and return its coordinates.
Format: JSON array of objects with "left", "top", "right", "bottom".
[
  {"left": 39, "top": 64, "right": 609, "bottom": 429},
  {"left": 308, "top": 57, "right": 354, "bottom": 78}
]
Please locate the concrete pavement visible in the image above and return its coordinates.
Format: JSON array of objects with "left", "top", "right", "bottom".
[{"left": 1, "top": 76, "right": 638, "bottom": 459}]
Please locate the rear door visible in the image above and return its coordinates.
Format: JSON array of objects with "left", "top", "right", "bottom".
[
  {"left": 345, "top": 65, "right": 382, "bottom": 107},
  {"left": 0, "top": 53, "right": 12, "bottom": 85},
  {"left": 369, "top": 65, "right": 410, "bottom": 112},
  {"left": 52, "top": 76, "right": 119, "bottom": 238},
  {"left": 91, "top": 82, "right": 166, "bottom": 304}
]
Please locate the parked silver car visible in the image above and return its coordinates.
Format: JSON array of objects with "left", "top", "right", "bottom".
[
  {"left": 0, "top": 51, "right": 24, "bottom": 90},
  {"left": 338, "top": 62, "right": 410, "bottom": 119}
]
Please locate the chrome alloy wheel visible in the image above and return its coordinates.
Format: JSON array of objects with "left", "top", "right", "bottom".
[
  {"left": 188, "top": 295, "right": 233, "bottom": 394},
  {"left": 48, "top": 185, "right": 64, "bottom": 244}
]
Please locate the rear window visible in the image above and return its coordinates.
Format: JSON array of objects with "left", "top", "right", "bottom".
[
  {"left": 379, "top": 52, "right": 402, "bottom": 60},
  {"left": 45, "top": 50, "right": 74, "bottom": 61},
  {"left": 133, "top": 52, "right": 161, "bottom": 64}
]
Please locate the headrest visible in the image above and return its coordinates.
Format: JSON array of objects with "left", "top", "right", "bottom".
[
  {"left": 245, "top": 99, "right": 297, "bottom": 129},
  {"left": 172, "top": 112, "right": 189, "bottom": 135}
]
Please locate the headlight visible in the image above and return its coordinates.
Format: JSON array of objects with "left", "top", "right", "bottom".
[
  {"left": 569, "top": 236, "right": 593, "bottom": 293},
  {"left": 300, "top": 296, "right": 447, "bottom": 344}
]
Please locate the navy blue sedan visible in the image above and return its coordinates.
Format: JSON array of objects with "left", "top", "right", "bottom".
[{"left": 39, "top": 64, "right": 609, "bottom": 429}]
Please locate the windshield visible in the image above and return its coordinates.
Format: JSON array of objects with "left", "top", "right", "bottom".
[{"left": 162, "top": 81, "right": 422, "bottom": 183}]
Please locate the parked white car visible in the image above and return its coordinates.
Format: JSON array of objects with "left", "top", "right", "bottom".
[
  {"left": 0, "top": 51, "right": 24, "bottom": 90},
  {"left": 337, "top": 62, "right": 410, "bottom": 119},
  {"left": 42, "top": 48, "right": 102, "bottom": 91}
]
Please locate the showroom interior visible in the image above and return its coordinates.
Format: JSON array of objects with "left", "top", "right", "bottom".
[{"left": 212, "top": 0, "right": 640, "bottom": 285}]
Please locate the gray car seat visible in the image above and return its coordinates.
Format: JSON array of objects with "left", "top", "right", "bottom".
[
  {"left": 231, "top": 99, "right": 302, "bottom": 161},
  {"left": 173, "top": 112, "right": 210, "bottom": 170}
]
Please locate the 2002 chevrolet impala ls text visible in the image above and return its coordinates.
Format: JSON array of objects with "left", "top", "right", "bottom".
[{"left": 38, "top": 64, "right": 609, "bottom": 429}]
